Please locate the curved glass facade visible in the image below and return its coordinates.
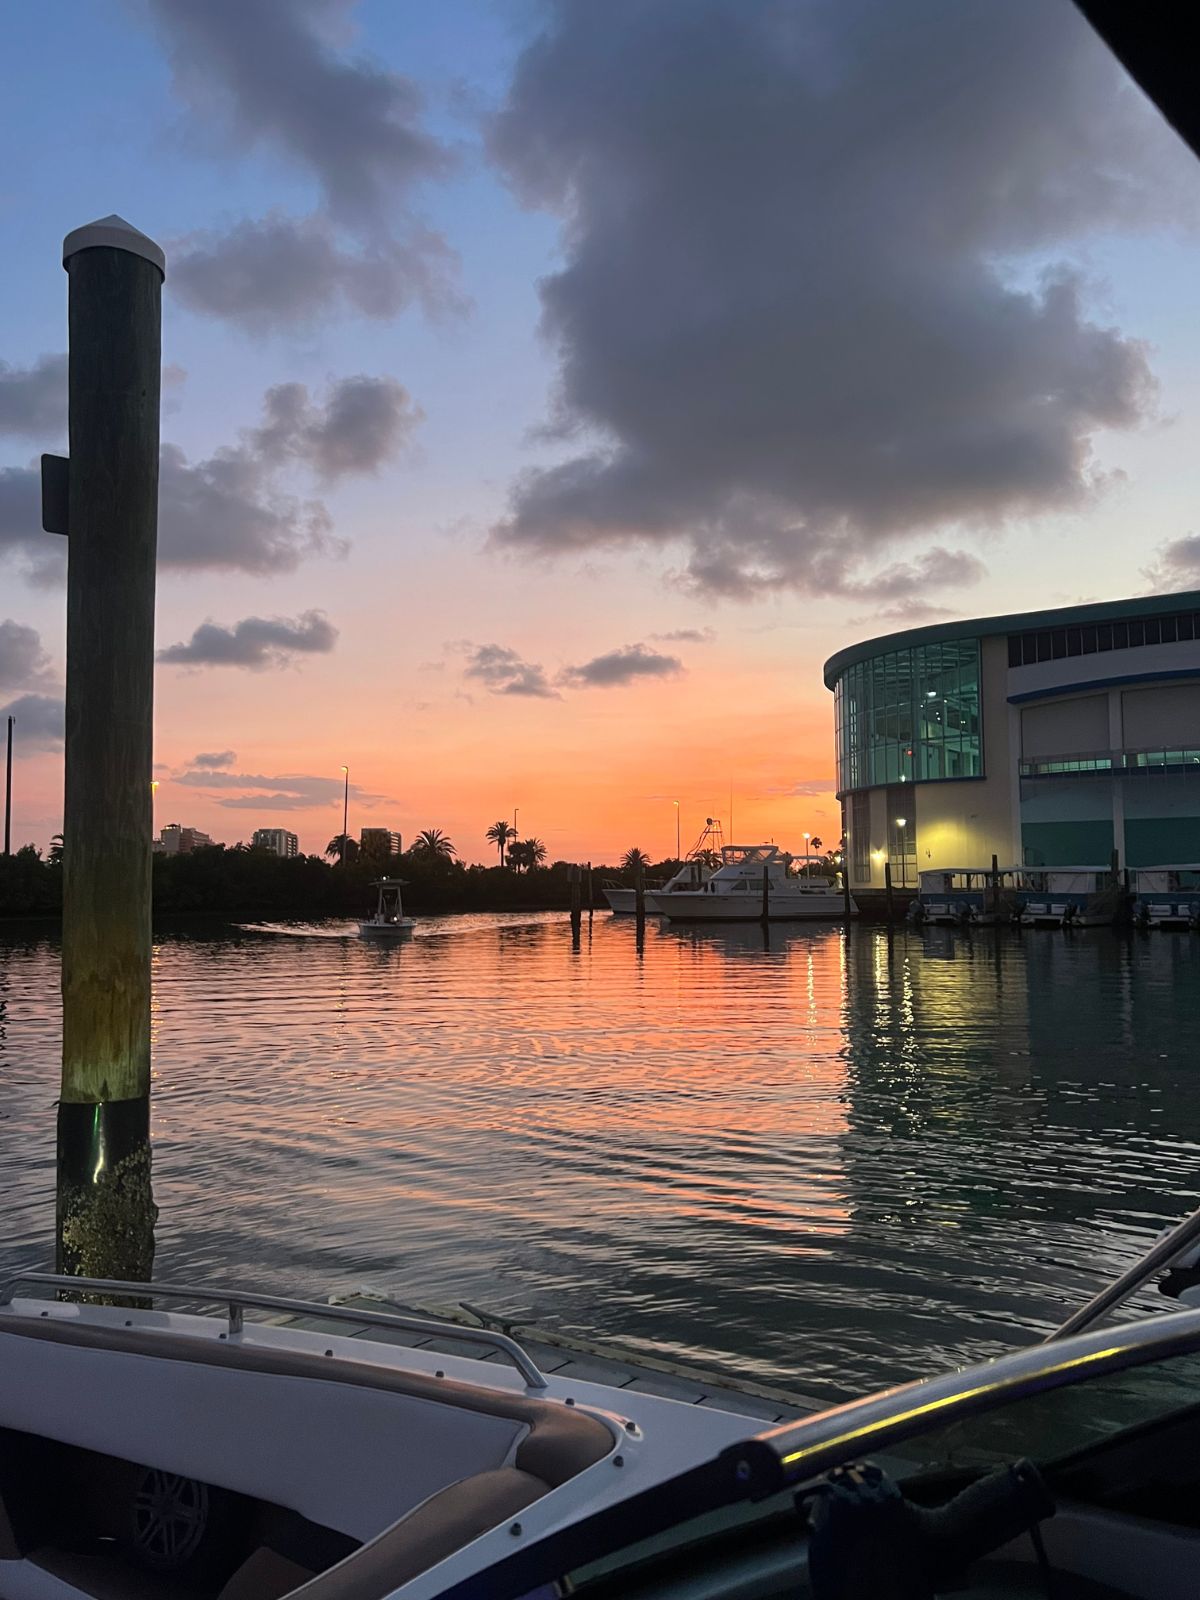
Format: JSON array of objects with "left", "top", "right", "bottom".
[{"left": 834, "top": 638, "right": 982, "bottom": 792}]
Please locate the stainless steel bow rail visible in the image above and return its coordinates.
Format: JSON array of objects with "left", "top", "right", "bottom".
[{"left": 0, "top": 1272, "right": 548, "bottom": 1390}]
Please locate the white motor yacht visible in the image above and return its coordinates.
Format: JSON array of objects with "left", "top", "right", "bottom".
[
  {"left": 357, "top": 879, "right": 415, "bottom": 940},
  {"left": 647, "top": 845, "right": 852, "bottom": 922}
]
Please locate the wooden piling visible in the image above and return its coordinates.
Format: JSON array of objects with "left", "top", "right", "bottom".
[
  {"left": 57, "top": 216, "right": 164, "bottom": 1281},
  {"left": 884, "top": 860, "right": 895, "bottom": 923},
  {"left": 586, "top": 861, "right": 593, "bottom": 923},
  {"left": 635, "top": 863, "right": 646, "bottom": 940},
  {"left": 569, "top": 864, "right": 582, "bottom": 938},
  {"left": 990, "top": 852, "right": 999, "bottom": 917}
]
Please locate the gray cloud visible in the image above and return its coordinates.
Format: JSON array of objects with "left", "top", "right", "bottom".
[
  {"left": 651, "top": 627, "right": 715, "bottom": 644},
  {"left": 171, "top": 213, "right": 458, "bottom": 331},
  {"left": 0, "top": 619, "right": 53, "bottom": 689},
  {"left": 489, "top": 0, "right": 1192, "bottom": 599},
  {"left": 148, "top": 0, "right": 459, "bottom": 329},
  {"left": 0, "top": 355, "right": 67, "bottom": 439},
  {"left": 0, "top": 692, "right": 64, "bottom": 750},
  {"left": 251, "top": 376, "right": 421, "bottom": 481},
  {"left": 158, "top": 610, "right": 338, "bottom": 669},
  {"left": 464, "top": 643, "right": 559, "bottom": 699},
  {"left": 2, "top": 376, "right": 416, "bottom": 580},
  {"left": 176, "top": 767, "right": 384, "bottom": 811},
  {"left": 1144, "top": 534, "right": 1200, "bottom": 592},
  {"left": 560, "top": 642, "right": 684, "bottom": 688},
  {"left": 190, "top": 749, "right": 237, "bottom": 769}
]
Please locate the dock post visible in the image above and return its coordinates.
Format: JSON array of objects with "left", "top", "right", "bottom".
[
  {"left": 635, "top": 863, "right": 646, "bottom": 944},
  {"left": 760, "top": 865, "right": 770, "bottom": 927},
  {"left": 884, "top": 860, "right": 895, "bottom": 923},
  {"left": 841, "top": 860, "right": 851, "bottom": 922},
  {"left": 587, "top": 861, "right": 593, "bottom": 924},
  {"left": 56, "top": 216, "right": 164, "bottom": 1281},
  {"left": 569, "top": 864, "right": 582, "bottom": 940},
  {"left": 990, "top": 852, "right": 999, "bottom": 918},
  {"left": 3, "top": 714, "right": 11, "bottom": 856}
]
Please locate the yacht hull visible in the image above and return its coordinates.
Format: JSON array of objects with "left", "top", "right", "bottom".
[
  {"left": 357, "top": 919, "right": 415, "bottom": 939},
  {"left": 648, "top": 891, "right": 850, "bottom": 921}
]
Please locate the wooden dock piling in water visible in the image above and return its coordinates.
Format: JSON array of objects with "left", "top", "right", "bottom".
[{"left": 55, "top": 216, "right": 164, "bottom": 1280}]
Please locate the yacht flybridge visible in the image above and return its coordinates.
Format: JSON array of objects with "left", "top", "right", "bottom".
[
  {"left": 647, "top": 845, "right": 852, "bottom": 922},
  {"left": 602, "top": 820, "right": 724, "bottom": 914},
  {"left": 4, "top": 1206, "right": 1200, "bottom": 1600}
]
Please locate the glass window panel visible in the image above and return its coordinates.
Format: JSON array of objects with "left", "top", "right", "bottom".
[
  {"left": 1112, "top": 621, "right": 1128, "bottom": 649},
  {"left": 1160, "top": 615, "right": 1177, "bottom": 644},
  {"left": 1008, "top": 636, "right": 1021, "bottom": 667},
  {"left": 1128, "top": 619, "right": 1145, "bottom": 647},
  {"left": 1066, "top": 627, "right": 1082, "bottom": 656},
  {"left": 1096, "top": 623, "right": 1112, "bottom": 651},
  {"left": 1036, "top": 631, "right": 1053, "bottom": 662},
  {"left": 1081, "top": 625, "right": 1097, "bottom": 653},
  {"left": 1051, "top": 628, "right": 1068, "bottom": 659}
]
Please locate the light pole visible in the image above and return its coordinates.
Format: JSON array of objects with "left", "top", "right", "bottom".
[
  {"left": 3, "top": 714, "right": 12, "bottom": 857},
  {"left": 341, "top": 765, "right": 349, "bottom": 865},
  {"left": 895, "top": 817, "right": 907, "bottom": 887},
  {"left": 513, "top": 806, "right": 519, "bottom": 836},
  {"left": 674, "top": 799, "right": 680, "bottom": 860}
]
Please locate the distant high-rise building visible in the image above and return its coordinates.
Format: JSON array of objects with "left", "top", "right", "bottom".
[
  {"left": 252, "top": 828, "right": 299, "bottom": 858},
  {"left": 360, "top": 827, "right": 402, "bottom": 858},
  {"left": 157, "top": 823, "right": 213, "bottom": 855}
]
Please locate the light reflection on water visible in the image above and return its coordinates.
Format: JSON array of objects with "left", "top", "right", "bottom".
[{"left": 1, "top": 913, "right": 1198, "bottom": 1399}]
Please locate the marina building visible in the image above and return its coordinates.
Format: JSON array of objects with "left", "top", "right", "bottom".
[
  {"left": 824, "top": 590, "right": 1200, "bottom": 914},
  {"left": 251, "top": 828, "right": 299, "bottom": 858}
]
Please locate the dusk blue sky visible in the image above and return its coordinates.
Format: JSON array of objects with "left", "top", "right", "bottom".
[{"left": 3, "top": 0, "right": 1200, "bottom": 859}]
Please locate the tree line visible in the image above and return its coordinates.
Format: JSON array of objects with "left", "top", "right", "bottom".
[{"left": 0, "top": 829, "right": 683, "bottom": 919}]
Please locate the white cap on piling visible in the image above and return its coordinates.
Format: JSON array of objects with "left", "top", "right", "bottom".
[{"left": 62, "top": 214, "right": 165, "bottom": 277}]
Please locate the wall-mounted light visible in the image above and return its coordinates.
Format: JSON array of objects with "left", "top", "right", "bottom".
[{"left": 895, "top": 817, "right": 907, "bottom": 827}]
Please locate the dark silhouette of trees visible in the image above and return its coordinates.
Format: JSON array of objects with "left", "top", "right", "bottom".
[
  {"left": 411, "top": 828, "right": 455, "bottom": 860},
  {"left": 485, "top": 819, "right": 514, "bottom": 866},
  {"left": 326, "top": 834, "right": 359, "bottom": 863}
]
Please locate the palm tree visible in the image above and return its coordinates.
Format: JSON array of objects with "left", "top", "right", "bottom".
[
  {"left": 524, "top": 837, "right": 547, "bottom": 869},
  {"left": 485, "top": 819, "right": 514, "bottom": 867},
  {"left": 411, "top": 827, "right": 456, "bottom": 860},
  {"left": 326, "top": 833, "right": 358, "bottom": 862},
  {"left": 621, "top": 846, "right": 650, "bottom": 875},
  {"left": 48, "top": 833, "right": 64, "bottom": 865}
]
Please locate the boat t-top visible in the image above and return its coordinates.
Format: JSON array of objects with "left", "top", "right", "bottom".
[
  {"left": 647, "top": 843, "right": 852, "bottom": 922},
  {"left": 357, "top": 878, "right": 415, "bottom": 939}
]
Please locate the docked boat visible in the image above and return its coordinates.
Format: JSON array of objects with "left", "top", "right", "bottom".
[
  {"left": 602, "top": 820, "right": 723, "bottom": 913},
  {"left": 4, "top": 1203, "right": 1200, "bottom": 1600},
  {"left": 911, "top": 866, "right": 1015, "bottom": 927},
  {"left": 1131, "top": 864, "right": 1200, "bottom": 930},
  {"left": 1016, "top": 867, "right": 1123, "bottom": 929},
  {"left": 357, "top": 878, "right": 415, "bottom": 939},
  {"left": 647, "top": 844, "right": 851, "bottom": 922}
]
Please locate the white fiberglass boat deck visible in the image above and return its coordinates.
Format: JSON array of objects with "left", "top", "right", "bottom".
[{"left": 357, "top": 879, "right": 415, "bottom": 940}]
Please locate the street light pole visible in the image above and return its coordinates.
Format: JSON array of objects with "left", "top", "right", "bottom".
[
  {"left": 3, "top": 715, "right": 12, "bottom": 856},
  {"left": 513, "top": 806, "right": 519, "bottom": 836},
  {"left": 674, "top": 800, "right": 680, "bottom": 860},
  {"left": 341, "top": 765, "right": 349, "bottom": 865}
]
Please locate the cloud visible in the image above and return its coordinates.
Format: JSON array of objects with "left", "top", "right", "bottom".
[
  {"left": 2, "top": 376, "right": 417, "bottom": 580},
  {"left": 158, "top": 609, "right": 337, "bottom": 669},
  {"left": 0, "top": 692, "right": 64, "bottom": 750},
  {"left": 147, "top": 0, "right": 460, "bottom": 329},
  {"left": 175, "top": 767, "right": 386, "bottom": 811},
  {"left": 0, "top": 355, "right": 67, "bottom": 439},
  {"left": 190, "top": 749, "right": 237, "bottom": 769},
  {"left": 559, "top": 642, "right": 684, "bottom": 687},
  {"left": 651, "top": 627, "right": 715, "bottom": 644},
  {"left": 0, "top": 619, "right": 53, "bottom": 689},
  {"left": 463, "top": 643, "right": 559, "bottom": 698},
  {"left": 171, "top": 213, "right": 458, "bottom": 331},
  {"left": 761, "top": 778, "right": 838, "bottom": 798},
  {"left": 1143, "top": 534, "right": 1200, "bottom": 591},
  {"left": 251, "top": 376, "right": 421, "bottom": 481},
  {"left": 489, "top": 0, "right": 1191, "bottom": 599}
]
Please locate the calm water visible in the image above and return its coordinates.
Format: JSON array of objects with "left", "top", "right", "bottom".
[{"left": 2, "top": 914, "right": 1198, "bottom": 1400}]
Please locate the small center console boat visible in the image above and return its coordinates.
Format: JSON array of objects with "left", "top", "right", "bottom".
[{"left": 357, "top": 879, "right": 415, "bottom": 940}]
